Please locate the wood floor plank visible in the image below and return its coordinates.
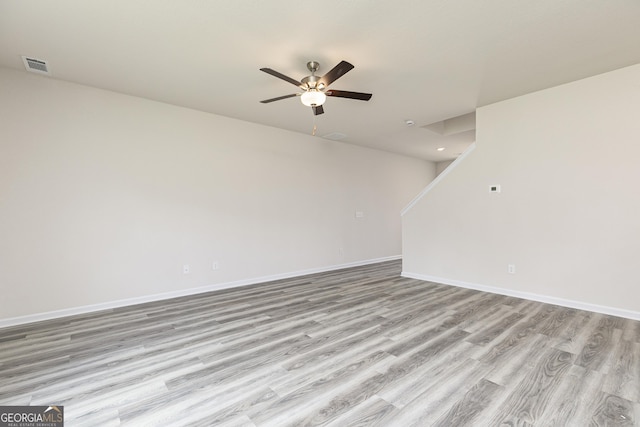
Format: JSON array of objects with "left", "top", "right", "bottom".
[
  {"left": 487, "top": 348, "right": 575, "bottom": 425},
  {"left": 270, "top": 332, "right": 393, "bottom": 398},
  {"left": 383, "top": 356, "right": 490, "bottom": 425},
  {"left": 552, "top": 309, "right": 598, "bottom": 355},
  {"left": 248, "top": 350, "right": 392, "bottom": 426},
  {"left": 536, "top": 364, "right": 603, "bottom": 427},
  {"left": 465, "top": 311, "right": 525, "bottom": 346},
  {"left": 602, "top": 340, "right": 640, "bottom": 403},
  {"left": 432, "top": 378, "right": 502, "bottom": 427},
  {"left": 376, "top": 340, "right": 486, "bottom": 409},
  {"left": 324, "top": 396, "right": 399, "bottom": 427},
  {"left": 475, "top": 305, "right": 549, "bottom": 367},
  {"left": 481, "top": 333, "right": 551, "bottom": 388},
  {"left": 576, "top": 314, "right": 621, "bottom": 372},
  {"left": 588, "top": 391, "right": 637, "bottom": 426},
  {"left": 282, "top": 329, "right": 476, "bottom": 426},
  {"left": 535, "top": 305, "right": 579, "bottom": 338},
  {"left": 621, "top": 318, "right": 640, "bottom": 343},
  {"left": 1, "top": 259, "right": 639, "bottom": 426}
]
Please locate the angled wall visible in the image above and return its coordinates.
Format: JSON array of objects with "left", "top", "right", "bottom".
[
  {"left": 0, "top": 68, "right": 434, "bottom": 324},
  {"left": 402, "top": 64, "right": 640, "bottom": 318}
]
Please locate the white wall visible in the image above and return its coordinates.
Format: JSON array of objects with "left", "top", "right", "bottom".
[
  {"left": 0, "top": 68, "right": 434, "bottom": 323},
  {"left": 402, "top": 64, "right": 640, "bottom": 318},
  {"left": 435, "top": 160, "right": 454, "bottom": 177}
]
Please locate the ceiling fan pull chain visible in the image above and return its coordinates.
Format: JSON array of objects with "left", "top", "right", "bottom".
[
  {"left": 312, "top": 123, "right": 317, "bottom": 136},
  {"left": 312, "top": 114, "right": 317, "bottom": 136}
]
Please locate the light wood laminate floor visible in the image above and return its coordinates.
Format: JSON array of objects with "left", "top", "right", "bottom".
[{"left": 1, "top": 260, "right": 639, "bottom": 426}]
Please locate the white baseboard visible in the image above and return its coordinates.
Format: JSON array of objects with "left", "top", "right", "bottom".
[
  {"left": 0, "top": 256, "right": 402, "bottom": 329},
  {"left": 401, "top": 271, "right": 640, "bottom": 321}
]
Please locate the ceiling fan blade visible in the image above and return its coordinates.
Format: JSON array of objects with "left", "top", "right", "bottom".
[
  {"left": 260, "top": 94, "right": 298, "bottom": 103},
  {"left": 318, "top": 61, "right": 354, "bottom": 88},
  {"left": 326, "top": 90, "right": 372, "bottom": 101},
  {"left": 260, "top": 68, "right": 303, "bottom": 87},
  {"left": 312, "top": 105, "right": 324, "bottom": 115}
]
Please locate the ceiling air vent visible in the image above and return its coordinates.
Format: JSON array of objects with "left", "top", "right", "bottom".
[
  {"left": 322, "top": 132, "right": 347, "bottom": 141},
  {"left": 21, "top": 56, "right": 51, "bottom": 75}
]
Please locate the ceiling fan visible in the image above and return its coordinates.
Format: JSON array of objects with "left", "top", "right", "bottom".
[{"left": 259, "top": 60, "right": 372, "bottom": 115}]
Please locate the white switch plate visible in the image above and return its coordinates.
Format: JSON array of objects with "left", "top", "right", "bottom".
[
  {"left": 212, "top": 261, "right": 219, "bottom": 270},
  {"left": 508, "top": 264, "right": 516, "bottom": 274},
  {"left": 183, "top": 264, "right": 190, "bottom": 274},
  {"left": 355, "top": 211, "right": 364, "bottom": 218}
]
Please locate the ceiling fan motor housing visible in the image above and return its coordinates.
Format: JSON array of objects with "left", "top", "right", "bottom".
[{"left": 301, "top": 74, "right": 322, "bottom": 89}]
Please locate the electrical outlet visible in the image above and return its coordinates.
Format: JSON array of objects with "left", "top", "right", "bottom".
[
  {"left": 183, "top": 264, "right": 190, "bottom": 274},
  {"left": 508, "top": 264, "right": 516, "bottom": 274},
  {"left": 212, "top": 261, "right": 219, "bottom": 271}
]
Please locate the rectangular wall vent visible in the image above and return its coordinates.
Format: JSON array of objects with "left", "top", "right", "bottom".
[{"left": 21, "top": 56, "right": 51, "bottom": 75}]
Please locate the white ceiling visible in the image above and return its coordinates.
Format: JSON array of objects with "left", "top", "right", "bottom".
[{"left": 2, "top": 1, "right": 640, "bottom": 162}]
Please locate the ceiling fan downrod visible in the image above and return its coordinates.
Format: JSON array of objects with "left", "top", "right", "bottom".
[{"left": 302, "top": 61, "right": 322, "bottom": 90}]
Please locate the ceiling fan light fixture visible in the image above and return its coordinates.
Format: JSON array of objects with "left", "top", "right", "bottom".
[
  {"left": 260, "top": 60, "right": 371, "bottom": 116},
  {"left": 300, "top": 90, "right": 326, "bottom": 107}
]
